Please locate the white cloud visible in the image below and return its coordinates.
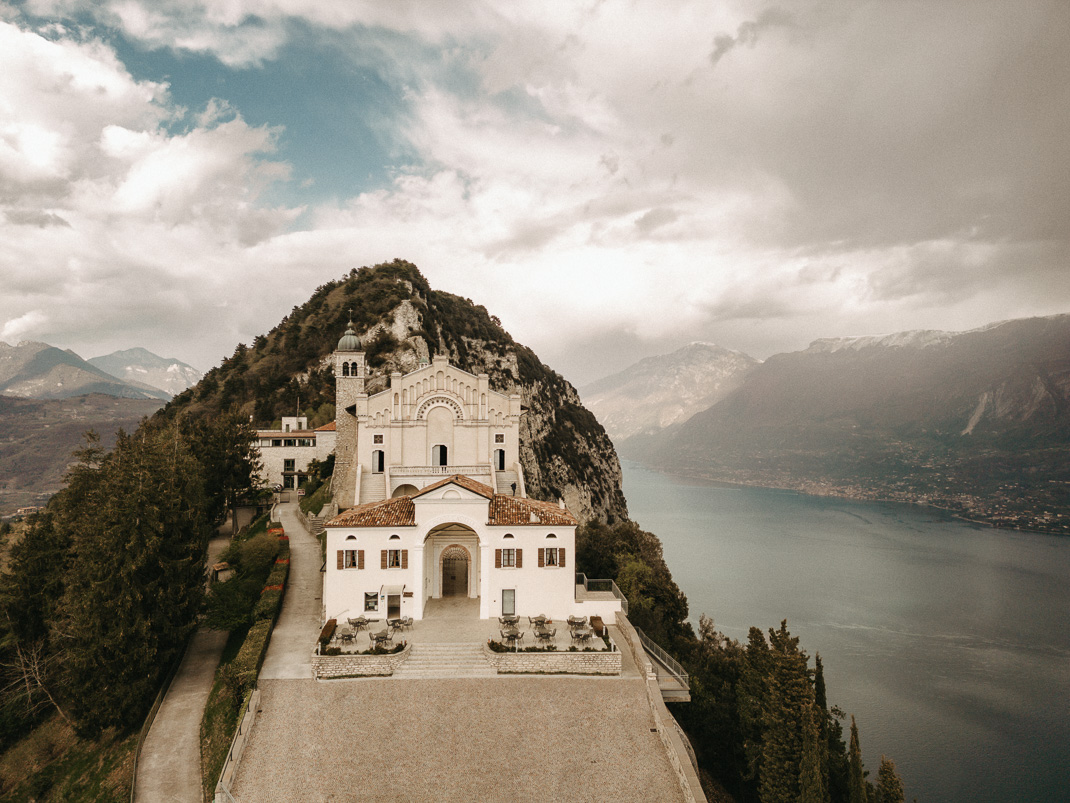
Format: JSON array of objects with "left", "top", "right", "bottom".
[{"left": 4, "top": 2, "right": 1070, "bottom": 382}]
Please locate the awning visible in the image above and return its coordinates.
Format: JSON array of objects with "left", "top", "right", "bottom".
[{"left": 381, "top": 585, "right": 406, "bottom": 596}]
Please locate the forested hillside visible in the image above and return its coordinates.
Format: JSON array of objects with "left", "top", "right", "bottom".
[{"left": 159, "top": 259, "right": 627, "bottom": 523}]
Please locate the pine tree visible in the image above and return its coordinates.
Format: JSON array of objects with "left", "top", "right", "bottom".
[
  {"left": 739, "top": 626, "right": 772, "bottom": 785},
  {"left": 848, "top": 715, "right": 868, "bottom": 803},
  {"left": 875, "top": 756, "right": 905, "bottom": 803}
]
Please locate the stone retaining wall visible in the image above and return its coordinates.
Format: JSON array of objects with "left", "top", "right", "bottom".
[
  {"left": 311, "top": 643, "right": 411, "bottom": 679},
  {"left": 482, "top": 643, "right": 621, "bottom": 675}
]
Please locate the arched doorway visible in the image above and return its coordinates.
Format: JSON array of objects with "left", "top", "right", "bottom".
[
  {"left": 494, "top": 449, "right": 505, "bottom": 471},
  {"left": 425, "top": 522, "right": 479, "bottom": 602},
  {"left": 440, "top": 545, "right": 470, "bottom": 597}
]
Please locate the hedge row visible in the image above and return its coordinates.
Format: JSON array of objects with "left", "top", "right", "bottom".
[{"left": 232, "top": 620, "right": 272, "bottom": 694}]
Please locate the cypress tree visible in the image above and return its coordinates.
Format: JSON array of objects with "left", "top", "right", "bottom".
[
  {"left": 54, "top": 425, "right": 208, "bottom": 736},
  {"left": 758, "top": 621, "right": 813, "bottom": 803},
  {"left": 848, "top": 715, "right": 868, "bottom": 803},
  {"left": 799, "top": 703, "right": 831, "bottom": 803},
  {"left": 875, "top": 756, "right": 905, "bottom": 803}
]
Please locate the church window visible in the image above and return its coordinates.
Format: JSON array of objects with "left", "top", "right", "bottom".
[
  {"left": 495, "top": 433, "right": 505, "bottom": 443},
  {"left": 342, "top": 362, "right": 350, "bottom": 377},
  {"left": 374, "top": 434, "right": 384, "bottom": 444},
  {"left": 364, "top": 592, "right": 378, "bottom": 612},
  {"left": 432, "top": 444, "right": 448, "bottom": 466}
]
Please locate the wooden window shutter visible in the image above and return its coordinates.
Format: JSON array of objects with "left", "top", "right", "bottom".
[
  {"left": 495, "top": 549, "right": 502, "bottom": 568},
  {"left": 381, "top": 550, "right": 387, "bottom": 569},
  {"left": 358, "top": 550, "right": 364, "bottom": 570},
  {"left": 538, "top": 548, "right": 545, "bottom": 567},
  {"left": 559, "top": 548, "right": 565, "bottom": 568},
  {"left": 336, "top": 550, "right": 343, "bottom": 570},
  {"left": 401, "top": 550, "right": 408, "bottom": 569},
  {"left": 516, "top": 548, "right": 522, "bottom": 568}
]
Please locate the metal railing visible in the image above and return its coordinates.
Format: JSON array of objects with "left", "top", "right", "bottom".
[
  {"left": 574, "top": 573, "right": 629, "bottom": 614},
  {"left": 390, "top": 464, "right": 491, "bottom": 477},
  {"left": 633, "top": 626, "right": 690, "bottom": 691}
]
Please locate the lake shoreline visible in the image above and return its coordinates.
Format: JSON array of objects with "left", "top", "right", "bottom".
[{"left": 631, "top": 461, "right": 1068, "bottom": 538}]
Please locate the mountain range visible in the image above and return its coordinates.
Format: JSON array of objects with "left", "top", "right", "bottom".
[
  {"left": 88, "top": 348, "right": 203, "bottom": 397},
  {"left": 0, "top": 341, "right": 200, "bottom": 401},
  {"left": 589, "top": 315, "right": 1070, "bottom": 533},
  {"left": 580, "top": 342, "right": 758, "bottom": 442}
]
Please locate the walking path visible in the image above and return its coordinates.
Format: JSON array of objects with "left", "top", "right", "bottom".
[
  {"left": 259, "top": 500, "right": 322, "bottom": 679},
  {"left": 134, "top": 534, "right": 230, "bottom": 803}
]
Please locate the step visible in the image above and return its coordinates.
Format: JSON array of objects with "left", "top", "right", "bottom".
[
  {"left": 391, "top": 643, "right": 497, "bottom": 678},
  {"left": 495, "top": 471, "right": 518, "bottom": 494}
]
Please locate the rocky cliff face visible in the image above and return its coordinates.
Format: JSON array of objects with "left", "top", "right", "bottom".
[{"left": 162, "top": 260, "right": 627, "bottom": 523}]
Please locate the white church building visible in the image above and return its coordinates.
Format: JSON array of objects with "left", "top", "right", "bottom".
[{"left": 320, "top": 321, "right": 622, "bottom": 622}]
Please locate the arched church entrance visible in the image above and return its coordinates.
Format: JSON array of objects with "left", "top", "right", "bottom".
[{"left": 440, "top": 545, "right": 470, "bottom": 596}]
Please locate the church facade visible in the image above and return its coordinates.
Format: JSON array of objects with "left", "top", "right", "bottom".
[{"left": 321, "top": 323, "right": 621, "bottom": 622}]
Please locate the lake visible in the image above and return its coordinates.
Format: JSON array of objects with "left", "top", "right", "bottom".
[{"left": 620, "top": 461, "right": 1070, "bottom": 803}]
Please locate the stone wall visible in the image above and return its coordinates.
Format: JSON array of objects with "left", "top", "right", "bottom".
[
  {"left": 311, "top": 643, "right": 411, "bottom": 679},
  {"left": 481, "top": 643, "right": 621, "bottom": 675}
]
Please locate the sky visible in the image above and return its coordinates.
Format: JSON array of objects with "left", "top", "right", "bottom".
[{"left": 1, "top": 1, "right": 1068, "bottom": 386}]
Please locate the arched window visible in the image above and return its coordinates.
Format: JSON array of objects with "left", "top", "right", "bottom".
[
  {"left": 342, "top": 362, "right": 350, "bottom": 377},
  {"left": 346, "top": 535, "right": 357, "bottom": 541},
  {"left": 389, "top": 534, "right": 401, "bottom": 540},
  {"left": 503, "top": 533, "right": 514, "bottom": 539},
  {"left": 546, "top": 533, "right": 557, "bottom": 539}
]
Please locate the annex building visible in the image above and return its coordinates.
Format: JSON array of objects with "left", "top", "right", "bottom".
[{"left": 319, "top": 322, "right": 623, "bottom": 623}]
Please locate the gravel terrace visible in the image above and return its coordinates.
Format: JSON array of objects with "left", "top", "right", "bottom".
[{"left": 231, "top": 676, "right": 682, "bottom": 802}]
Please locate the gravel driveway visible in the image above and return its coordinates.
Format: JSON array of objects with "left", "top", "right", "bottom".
[{"left": 231, "top": 676, "right": 682, "bottom": 802}]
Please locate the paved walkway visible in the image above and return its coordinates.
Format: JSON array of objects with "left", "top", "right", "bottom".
[
  {"left": 134, "top": 535, "right": 230, "bottom": 803},
  {"left": 260, "top": 500, "right": 322, "bottom": 679}
]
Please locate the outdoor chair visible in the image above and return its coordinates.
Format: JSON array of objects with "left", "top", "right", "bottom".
[
  {"left": 500, "top": 629, "right": 517, "bottom": 647},
  {"left": 399, "top": 616, "right": 413, "bottom": 631}
]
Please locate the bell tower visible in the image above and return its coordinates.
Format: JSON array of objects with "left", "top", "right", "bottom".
[{"left": 333, "top": 318, "right": 366, "bottom": 508}]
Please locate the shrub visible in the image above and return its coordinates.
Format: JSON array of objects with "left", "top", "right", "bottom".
[{"left": 319, "top": 619, "right": 337, "bottom": 648}]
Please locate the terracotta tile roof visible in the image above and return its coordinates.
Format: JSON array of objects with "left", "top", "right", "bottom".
[
  {"left": 326, "top": 496, "right": 416, "bottom": 528},
  {"left": 488, "top": 495, "right": 577, "bottom": 527},
  {"left": 412, "top": 474, "right": 495, "bottom": 500},
  {"left": 316, "top": 421, "right": 337, "bottom": 431},
  {"left": 326, "top": 473, "right": 576, "bottom": 529}
]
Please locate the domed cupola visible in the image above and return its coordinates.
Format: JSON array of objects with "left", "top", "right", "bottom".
[{"left": 336, "top": 321, "right": 362, "bottom": 352}]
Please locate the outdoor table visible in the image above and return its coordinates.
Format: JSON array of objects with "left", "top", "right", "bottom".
[
  {"left": 531, "top": 615, "right": 548, "bottom": 626},
  {"left": 388, "top": 619, "right": 403, "bottom": 632},
  {"left": 372, "top": 629, "right": 390, "bottom": 643},
  {"left": 338, "top": 629, "right": 355, "bottom": 645},
  {"left": 502, "top": 615, "right": 519, "bottom": 626}
]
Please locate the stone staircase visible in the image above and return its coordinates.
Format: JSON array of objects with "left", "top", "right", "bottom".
[
  {"left": 359, "top": 472, "right": 386, "bottom": 505},
  {"left": 495, "top": 470, "right": 519, "bottom": 495},
  {"left": 391, "top": 643, "right": 497, "bottom": 679}
]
